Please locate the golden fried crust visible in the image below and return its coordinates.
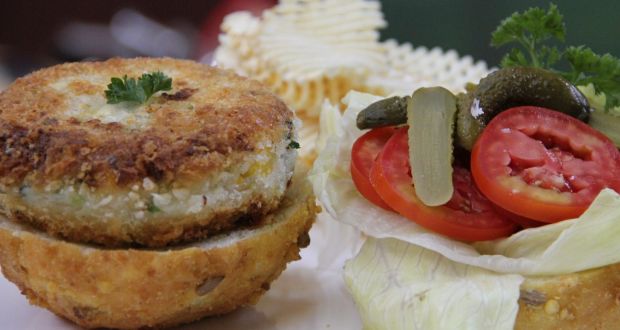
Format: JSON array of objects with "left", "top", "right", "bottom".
[
  {"left": 0, "top": 57, "right": 293, "bottom": 189},
  {"left": 516, "top": 263, "right": 620, "bottom": 329},
  {"left": 0, "top": 176, "right": 318, "bottom": 329}
]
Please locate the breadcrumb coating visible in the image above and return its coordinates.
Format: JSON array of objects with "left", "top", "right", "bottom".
[
  {"left": 0, "top": 57, "right": 293, "bottom": 189},
  {"left": 0, "top": 58, "right": 298, "bottom": 247}
]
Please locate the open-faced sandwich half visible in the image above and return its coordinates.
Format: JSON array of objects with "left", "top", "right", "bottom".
[
  {"left": 311, "top": 4, "right": 620, "bottom": 329},
  {"left": 0, "top": 57, "right": 318, "bottom": 329}
]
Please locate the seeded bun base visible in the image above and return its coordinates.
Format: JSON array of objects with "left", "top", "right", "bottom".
[
  {"left": 515, "top": 263, "right": 620, "bottom": 329},
  {"left": 0, "top": 173, "right": 318, "bottom": 329}
]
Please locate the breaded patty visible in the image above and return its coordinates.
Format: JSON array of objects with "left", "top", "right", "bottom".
[{"left": 0, "top": 57, "right": 298, "bottom": 247}]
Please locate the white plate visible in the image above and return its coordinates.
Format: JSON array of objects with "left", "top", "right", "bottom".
[{"left": 0, "top": 212, "right": 364, "bottom": 330}]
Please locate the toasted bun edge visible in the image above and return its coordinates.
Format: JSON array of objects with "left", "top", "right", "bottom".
[{"left": 0, "top": 173, "right": 318, "bottom": 329}]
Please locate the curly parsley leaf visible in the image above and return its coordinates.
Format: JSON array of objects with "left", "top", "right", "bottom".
[
  {"left": 288, "top": 140, "right": 300, "bottom": 149},
  {"left": 499, "top": 48, "right": 529, "bottom": 68},
  {"left": 564, "top": 46, "right": 620, "bottom": 109},
  {"left": 491, "top": 4, "right": 620, "bottom": 111},
  {"left": 105, "top": 71, "right": 172, "bottom": 105},
  {"left": 492, "top": 3, "right": 565, "bottom": 68}
]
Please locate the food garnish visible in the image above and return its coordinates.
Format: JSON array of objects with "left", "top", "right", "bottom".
[
  {"left": 471, "top": 106, "right": 620, "bottom": 222},
  {"left": 313, "top": 89, "right": 620, "bottom": 269},
  {"left": 287, "top": 140, "right": 301, "bottom": 149},
  {"left": 356, "top": 96, "right": 409, "bottom": 129},
  {"left": 454, "top": 84, "right": 482, "bottom": 151},
  {"left": 308, "top": 3, "right": 620, "bottom": 329},
  {"left": 355, "top": 65, "right": 593, "bottom": 151},
  {"left": 353, "top": 92, "right": 620, "bottom": 239},
  {"left": 491, "top": 3, "right": 565, "bottom": 70},
  {"left": 491, "top": 3, "right": 620, "bottom": 146},
  {"left": 350, "top": 127, "right": 396, "bottom": 210},
  {"left": 368, "top": 127, "right": 517, "bottom": 241},
  {"left": 346, "top": 3, "right": 620, "bottom": 241},
  {"left": 492, "top": 3, "right": 620, "bottom": 111},
  {"left": 312, "top": 89, "right": 620, "bottom": 330},
  {"left": 470, "top": 66, "right": 590, "bottom": 124},
  {"left": 407, "top": 87, "right": 457, "bottom": 206},
  {"left": 105, "top": 71, "right": 172, "bottom": 104}
]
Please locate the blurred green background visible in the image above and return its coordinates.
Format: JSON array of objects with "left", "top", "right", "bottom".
[{"left": 382, "top": 0, "right": 619, "bottom": 66}]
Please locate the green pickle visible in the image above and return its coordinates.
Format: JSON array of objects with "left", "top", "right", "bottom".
[
  {"left": 356, "top": 96, "right": 409, "bottom": 129},
  {"left": 455, "top": 90, "right": 482, "bottom": 151},
  {"left": 456, "top": 67, "right": 590, "bottom": 150},
  {"left": 471, "top": 66, "right": 590, "bottom": 124},
  {"left": 407, "top": 87, "right": 457, "bottom": 207},
  {"left": 356, "top": 67, "right": 593, "bottom": 152}
]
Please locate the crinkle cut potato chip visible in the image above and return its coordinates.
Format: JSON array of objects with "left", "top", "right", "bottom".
[
  {"left": 215, "top": 0, "right": 386, "bottom": 120},
  {"left": 214, "top": 0, "right": 490, "bottom": 161},
  {"left": 368, "top": 40, "right": 491, "bottom": 95}
]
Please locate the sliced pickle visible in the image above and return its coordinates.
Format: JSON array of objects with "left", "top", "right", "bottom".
[
  {"left": 356, "top": 96, "right": 409, "bottom": 129},
  {"left": 407, "top": 87, "right": 457, "bottom": 206}
]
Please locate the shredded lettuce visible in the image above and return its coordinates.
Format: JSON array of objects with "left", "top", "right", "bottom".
[{"left": 309, "top": 90, "right": 620, "bottom": 329}]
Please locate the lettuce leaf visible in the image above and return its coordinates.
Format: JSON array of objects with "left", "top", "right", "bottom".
[
  {"left": 345, "top": 238, "right": 523, "bottom": 330},
  {"left": 578, "top": 83, "right": 611, "bottom": 113},
  {"left": 310, "top": 90, "right": 620, "bottom": 328}
]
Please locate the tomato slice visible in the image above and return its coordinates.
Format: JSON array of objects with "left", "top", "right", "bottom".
[
  {"left": 369, "top": 127, "right": 517, "bottom": 241},
  {"left": 351, "top": 127, "right": 397, "bottom": 210},
  {"left": 471, "top": 106, "right": 620, "bottom": 223}
]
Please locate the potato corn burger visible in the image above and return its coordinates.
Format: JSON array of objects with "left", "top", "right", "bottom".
[{"left": 0, "top": 57, "right": 318, "bottom": 329}]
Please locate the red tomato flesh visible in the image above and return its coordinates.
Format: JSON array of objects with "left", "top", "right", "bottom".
[
  {"left": 351, "top": 127, "right": 397, "bottom": 210},
  {"left": 471, "top": 106, "right": 620, "bottom": 223},
  {"left": 369, "top": 127, "right": 517, "bottom": 241}
]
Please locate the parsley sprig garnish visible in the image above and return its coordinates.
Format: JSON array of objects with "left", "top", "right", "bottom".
[
  {"left": 491, "top": 3, "right": 620, "bottom": 110},
  {"left": 492, "top": 4, "right": 565, "bottom": 69},
  {"left": 105, "top": 71, "right": 172, "bottom": 105},
  {"left": 564, "top": 46, "right": 620, "bottom": 109}
]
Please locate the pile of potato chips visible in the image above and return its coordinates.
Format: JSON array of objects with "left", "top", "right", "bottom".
[{"left": 214, "top": 0, "right": 490, "bottom": 161}]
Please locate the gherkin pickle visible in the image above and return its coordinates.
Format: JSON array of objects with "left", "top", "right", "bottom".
[
  {"left": 455, "top": 91, "right": 483, "bottom": 151},
  {"left": 355, "top": 67, "right": 592, "bottom": 153},
  {"left": 356, "top": 96, "right": 409, "bottom": 129},
  {"left": 471, "top": 67, "right": 591, "bottom": 125}
]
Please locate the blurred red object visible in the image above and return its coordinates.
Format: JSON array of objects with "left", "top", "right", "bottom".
[{"left": 198, "top": 0, "right": 276, "bottom": 59}]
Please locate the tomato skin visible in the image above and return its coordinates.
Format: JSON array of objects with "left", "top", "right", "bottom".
[
  {"left": 471, "top": 106, "right": 620, "bottom": 223},
  {"left": 350, "top": 127, "right": 397, "bottom": 210},
  {"left": 369, "top": 127, "right": 517, "bottom": 241}
]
